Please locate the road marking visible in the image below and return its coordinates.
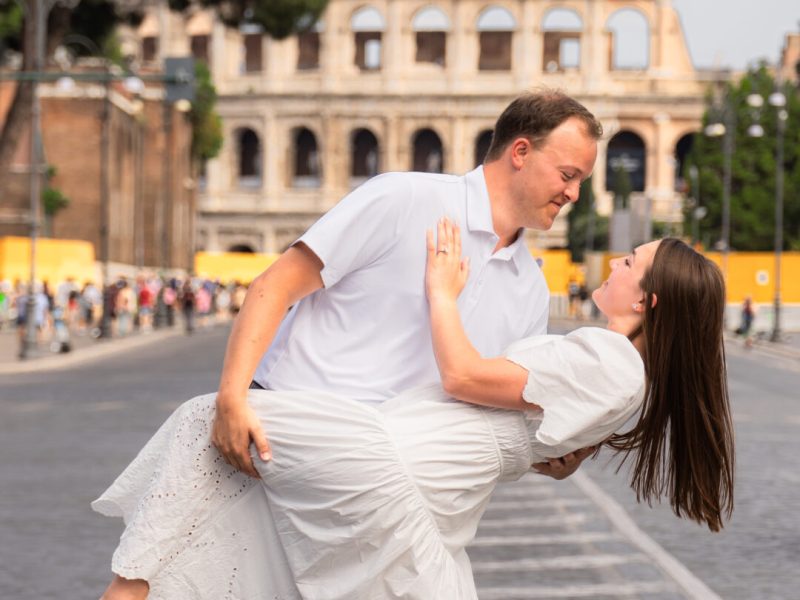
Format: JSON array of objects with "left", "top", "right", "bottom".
[
  {"left": 571, "top": 471, "right": 722, "bottom": 600},
  {"left": 477, "top": 513, "right": 591, "bottom": 529},
  {"left": 491, "top": 484, "right": 557, "bottom": 499},
  {"left": 483, "top": 498, "right": 592, "bottom": 512},
  {"left": 87, "top": 400, "right": 127, "bottom": 412},
  {"left": 2, "top": 400, "right": 53, "bottom": 413},
  {"left": 471, "top": 531, "right": 622, "bottom": 547},
  {"left": 472, "top": 552, "right": 648, "bottom": 572},
  {"left": 477, "top": 580, "right": 675, "bottom": 599}
]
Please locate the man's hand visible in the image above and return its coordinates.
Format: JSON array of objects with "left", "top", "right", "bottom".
[
  {"left": 211, "top": 397, "right": 271, "bottom": 479},
  {"left": 532, "top": 446, "right": 596, "bottom": 480}
]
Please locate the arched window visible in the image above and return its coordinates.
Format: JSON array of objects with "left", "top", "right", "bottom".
[
  {"left": 293, "top": 127, "right": 321, "bottom": 188},
  {"left": 351, "top": 128, "right": 380, "bottom": 186},
  {"left": 477, "top": 6, "right": 516, "bottom": 71},
  {"left": 297, "top": 17, "right": 324, "bottom": 71},
  {"left": 240, "top": 24, "right": 263, "bottom": 73},
  {"left": 228, "top": 244, "right": 255, "bottom": 253},
  {"left": 412, "top": 129, "right": 444, "bottom": 173},
  {"left": 237, "top": 128, "right": 261, "bottom": 188},
  {"left": 351, "top": 7, "right": 386, "bottom": 71},
  {"left": 541, "top": 9, "right": 583, "bottom": 72},
  {"left": 674, "top": 133, "right": 696, "bottom": 191},
  {"left": 606, "top": 131, "right": 646, "bottom": 201},
  {"left": 606, "top": 9, "right": 649, "bottom": 70},
  {"left": 412, "top": 6, "right": 450, "bottom": 66},
  {"left": 474, "top": 129, "right": 493, "bottom": 167}
]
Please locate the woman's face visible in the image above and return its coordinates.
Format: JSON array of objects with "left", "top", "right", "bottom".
[{"left": 592, "top": 240, "right": 661, "bottom": 320}]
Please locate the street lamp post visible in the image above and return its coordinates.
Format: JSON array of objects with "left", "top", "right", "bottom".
[
  {"left": 20, "top": 0, "right": 48, "bottom": 360},
  {"left": 770, "top": 92, "right": 787, "bottom": 342},
  {"left": 704, "top": 106, "right": 734, "bottom": 282},
  {"left": 746, "top": 89, "right": 787, "bottom": 342}
]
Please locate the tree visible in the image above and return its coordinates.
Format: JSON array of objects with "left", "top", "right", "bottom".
[
  {"left": 567, "top": 177, "right": 609, "bottom": 262},
  {"left": 189, "top": 61, "right": 222, "bottom": 165},
  {"left": 0, "top": 0, "right": 329, "bottom": 194},
  {"left": 684, "top": 64, "right": 800, "bottom": 251}
]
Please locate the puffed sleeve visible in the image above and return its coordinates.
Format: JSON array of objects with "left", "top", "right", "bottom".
[
  {"left": 505, "top": 328, "right": 644, "bottom": 454},
  {"left": 296, "top": 173, "right": 415, "bottom": 288}
]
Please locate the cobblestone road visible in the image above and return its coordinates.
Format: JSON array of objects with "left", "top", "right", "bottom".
[{"left": 1, "top": 324, "right": 796, "bottom": 598}]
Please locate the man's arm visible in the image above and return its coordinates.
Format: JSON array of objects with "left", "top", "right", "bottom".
[{"left": 211, "top": 243, "right": 323, "bottom": 478}]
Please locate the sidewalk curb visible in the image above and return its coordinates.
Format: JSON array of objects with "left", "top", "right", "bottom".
[
  {"left": 0, "top": 328, "right": 186, "bottom": 376},
  {"left": 572, "top": 471, "right": 722, "bottom": 600},
  {"left": 723, "top": 332, "right": 800, "bottom": 361}
]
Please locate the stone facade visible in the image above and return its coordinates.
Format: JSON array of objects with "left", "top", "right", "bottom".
[{"left": 133, "top": 0, "right": 723, "bottom": 253}]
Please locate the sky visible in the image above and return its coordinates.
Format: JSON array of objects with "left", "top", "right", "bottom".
[{"left": 670, "top": 0, "right": 800, "bottom": 71}]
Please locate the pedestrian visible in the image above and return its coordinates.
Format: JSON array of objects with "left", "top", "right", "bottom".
[
  {"left": 136, "top": 277, "right": 154, "bottom": 332},
  {"left": 180, "top": 279, "right": 196, "bottom": 334},
  {"left": 95, "top": 226, "right": 735, "bottom": 599},
  {"left": 736, "top": 296, "right": 755, "bottom": 347},
  {"left": 115, "top": 279, "right": 136, "bottom": 337}
]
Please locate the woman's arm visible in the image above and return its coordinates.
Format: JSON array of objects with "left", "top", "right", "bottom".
[{"left": 425, "top": 219, "right": 537, "bottom": 411}]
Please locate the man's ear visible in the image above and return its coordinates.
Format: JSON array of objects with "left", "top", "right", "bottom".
[{"left": 509, "top": 137, "right": 531, "bottom": 169}]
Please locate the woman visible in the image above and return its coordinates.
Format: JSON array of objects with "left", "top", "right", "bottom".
[{"left": 95, "top": 221, "right": 734, "bottom": 600}]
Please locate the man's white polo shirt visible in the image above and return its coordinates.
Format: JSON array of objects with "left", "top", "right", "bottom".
[{"left": 253, "top": 166, "right": 549, "bottom": 403}]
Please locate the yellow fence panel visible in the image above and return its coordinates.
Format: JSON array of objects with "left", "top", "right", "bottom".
[
  {"left": 0, "top": 236, "right": 97, "bottom": 285},
  {"left": 194, "top": 252, "right": 280, "bottom": 284}
]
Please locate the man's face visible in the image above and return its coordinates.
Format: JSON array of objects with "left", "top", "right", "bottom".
[{"left": 513, "top": 117, "right": 598, "bottom": 230}]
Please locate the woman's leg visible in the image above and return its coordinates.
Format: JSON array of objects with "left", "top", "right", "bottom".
[{"left": 100, "top": 575, "right": 149, "bottom": 600}]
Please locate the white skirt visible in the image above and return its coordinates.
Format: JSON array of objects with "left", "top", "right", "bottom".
[{"left": 93, "top": 390, "right": 481, "bottom": 600}]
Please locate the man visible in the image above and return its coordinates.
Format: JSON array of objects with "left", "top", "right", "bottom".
[{"left": 213, "top": 91, "right": 601, "bottom": 480}]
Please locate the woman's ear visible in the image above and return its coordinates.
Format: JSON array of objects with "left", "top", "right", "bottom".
[{"left": 649, "top": 293, "right": 658, "bottom": 309}]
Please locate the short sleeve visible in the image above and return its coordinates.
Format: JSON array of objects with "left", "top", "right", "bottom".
[
  {"left": 297, "top": 173, "right": 414, "bottom": 288},
  {"left": 505, "top": 328, "right": 644, "bottom": 450}
]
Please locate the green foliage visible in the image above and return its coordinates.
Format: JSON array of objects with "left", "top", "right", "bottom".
[
  {"left": 0, "top": 1, "right": 23, "bottom": 53},
  {"left": 567, "top": 178, "right": 609, "bottom": 262},
  {"left": 685, "top": 64, "right": 800, "bottom": 251},
  {"left": 42, "top": 186, "right": 69, "bottom": 216},
  {"left": 186, "top": 0, "right": 328, "bottom": 39},
  {"left": 189, "top": 61, "right": 223, "bottom": 163},
  {"left": 41, "top": 165, "right": 69, "bottom": 217}
]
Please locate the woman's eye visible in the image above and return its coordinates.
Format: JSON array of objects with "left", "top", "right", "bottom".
[
  {"left": 561, "top": 171, "right": 574, "bottom": 181},
  {"left": 624, "top": 258, "right": 631, "bottom": 267}
]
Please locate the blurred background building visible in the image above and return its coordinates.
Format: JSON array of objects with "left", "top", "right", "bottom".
[{"left": 123, "top": 0, "right": 724, "bottom": 254}]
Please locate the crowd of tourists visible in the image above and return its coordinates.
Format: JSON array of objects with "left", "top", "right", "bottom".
[{"left": 0, "top": 275, "right": 250, "bottom": 352}]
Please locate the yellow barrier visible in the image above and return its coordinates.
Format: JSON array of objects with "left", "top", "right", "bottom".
[
  {"left": 0, "top": 236, "right": 97, "bottom": 285},
  {"left": 194, "top": 252, "right": 280, "bottom": 284},
  {"left": 596, "top": 250, "right": 800, "bottom": 304}
]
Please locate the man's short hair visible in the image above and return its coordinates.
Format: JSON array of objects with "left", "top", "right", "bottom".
[{"left": 484, "top": 91, "right": 603, "bottom": 162}]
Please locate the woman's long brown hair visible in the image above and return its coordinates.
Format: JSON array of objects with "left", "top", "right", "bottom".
[{"left": 607, "top": 238, "right": 735, "bottom": 531}]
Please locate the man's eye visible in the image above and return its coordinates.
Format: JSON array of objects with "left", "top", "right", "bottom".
[
  {"left": 561, "top": 172, "right": 574, "bottom": 181},
  {"left": 624, "top": 258, "right": 631, "bottom": 267}
]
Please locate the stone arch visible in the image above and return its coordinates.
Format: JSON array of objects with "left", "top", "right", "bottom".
[
  {"left": 228, "top": 243, "right": 256, "bottom": 253},
  {"left": 474, "top": 129, "right": 493, "bottom": 167},
  {"left": 412, "top": 128, "right": 444, "bottom": 173},
  {"left": 292, "top": 127, "right": 322, "bottom": 188},
  {"left": 606, "top": 8, "right": 650, "bottom": 70},
  {"left": 351, "top": 6, "right": 386, "bottom": 70},
  {"left": 412, "top": 5, "right": 451, "bottom": 66},
  {"left": 477, "top": 5, "right": 517, "bottom": 71},
  {"left": 541, "top": 8, "right": 583, "bottom": 72},
  {"left": 606, "top": 130, "right": 646, "bottom": 194},
  {"left": 235, "top": 127, "right": 262, "bottom": 188},
  {"left": 674, "top": 132, "right": 696, "bottom": 191},
  {"left": 350, "top": 127, "right": 381, "bottom": 184}
]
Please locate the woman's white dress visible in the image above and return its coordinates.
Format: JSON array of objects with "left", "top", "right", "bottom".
[{"left": 93, "top": 328, "right": 644, "bottom": 600}]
